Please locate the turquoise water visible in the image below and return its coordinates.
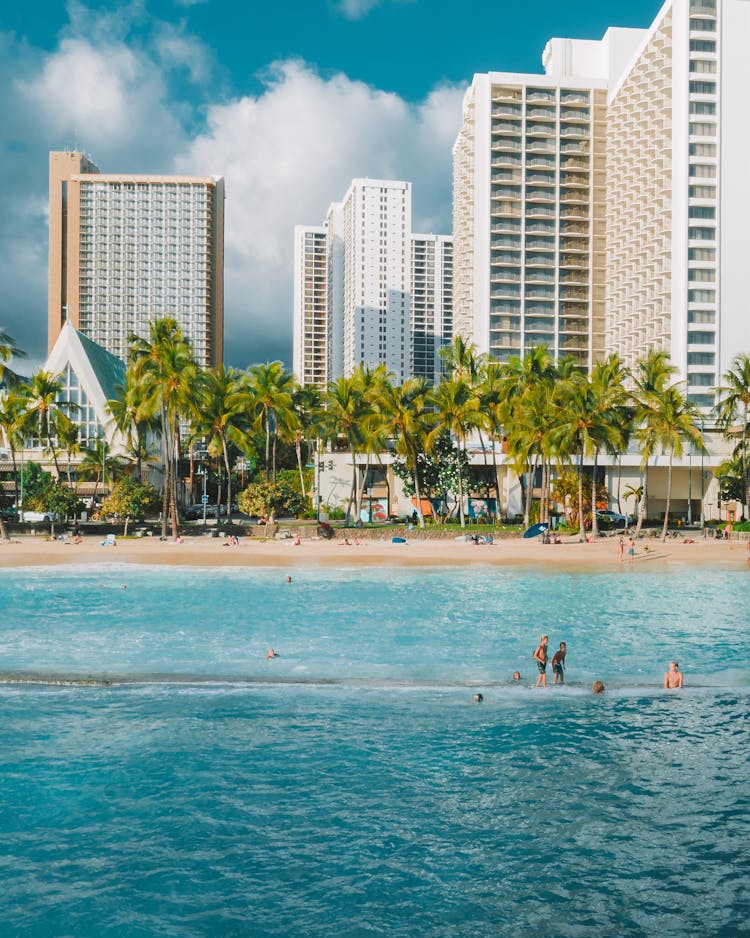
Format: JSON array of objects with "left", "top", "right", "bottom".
[{"left": 1, "top": 565, "right": 749, "bottom": 935}]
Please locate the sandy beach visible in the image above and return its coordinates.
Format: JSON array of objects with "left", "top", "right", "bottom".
[{"left": 0, "top": 531, "right": 746, "bottom": 571}]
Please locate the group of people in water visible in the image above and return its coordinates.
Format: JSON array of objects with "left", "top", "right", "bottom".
[{"left": 471, "top": 636, "right": 685, "bottom": 700}]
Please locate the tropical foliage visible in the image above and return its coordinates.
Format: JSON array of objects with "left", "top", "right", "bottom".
[{"left": 1, "top": 322, "right": 748, "bottom": 538}]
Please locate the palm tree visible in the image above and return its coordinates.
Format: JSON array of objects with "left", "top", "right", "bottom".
[
  {"left": 286, "top": 384, "right": 322, "bottom": 501},
  {"left": 429, "top": 377, "right": 487, "bottom": 527},
  {"left": 632, "top": 351, "right": 677, "bottom": 538},
  {"left": 319, "top": 373, "right": 371, "bottom": 524},
  {"left": 439, "top": 335, "right": 483, "bottom": 384},
  {"left": 641, "top": 384, "right": 706, "bottom": 541},
  {"left": 78, "top": 438, "right": 129, "bottom": 511},
  {"left": 20, "top": 371, "right": 68, "bottom": 477},
  {"left": 191, "top": 366, "right": 252, "bottom": 521},
  {"left": 498, "top": 347, "right": 559, "bottom": 527},
  {"left": 0, "top": 329, "right": 27, "bottom": 386},
  {"left": 715, "top": 353, "right": 750, "bottom": 518},
  {"left": 379, "top": 376, "right": 435, "bottom": 527},
  {"left": 128, "top": 318, "right": 199, "bottom": 539},
  {"left": 246, "top": 362, "right": 295, "bottom": 481}
]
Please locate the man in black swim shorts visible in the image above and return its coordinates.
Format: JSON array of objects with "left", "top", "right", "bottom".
[{"left": 533, "top": 635, "right": 549, "bottom": 688}]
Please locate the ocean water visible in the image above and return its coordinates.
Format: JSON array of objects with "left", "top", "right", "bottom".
[{"left": 0, "top": 564, "right": 748, "bottom": 936}]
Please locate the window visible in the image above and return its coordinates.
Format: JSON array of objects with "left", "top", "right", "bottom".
[
  {"left": 689, "top": 205, "right": 715, "bottom": 219},
  {"left": 690, "top": 142, "right": 716, "bottom": 157},
  {"left": 687, "top": 329, "right": 715, "bottom": 343},
  {"left": 690, "top": 80, "right": 716, "bottom": 94},
  {"left": 690, "top": 101, "right": 716, "bottom": 115},
  {"left": 689, "top": 226, "right": 715, "bottom": 240},
  {"left": 690, "top": 122, "right": 716, "bottom": 136},
  {"left": 690, "top": 39, "right": 716, "bottom": 52},
  {"left": 688, "top": 268, "right": 715, "bottom": 282},
  {"left": 688, "top": 290, "right": 715, "bottom": 303},
  {"left": 688, "top": 352, "right": 715, "bottom": 365},
  {"left": 688, "top": 247, "right": 716, "bottom": 261},
  {"left": 691, "top": 59, "right": 717, "bottom": 73},
  {"left": 690, "top": 18, "right": 716, "bottom": 31},
  {"left": 688, "top": 309, "right": 715, "bottom": 323},
  {"left": 689, "top": 185, "right": 716, "bottom": 198},
  {"left": 690, "top": 164, "right": 716, "bottom": 178},
  {"left": 689, "top": 372, "right": 715, "bottom": 386}
]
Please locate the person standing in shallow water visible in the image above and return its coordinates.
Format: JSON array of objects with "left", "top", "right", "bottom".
[
  {"left": 552, "top": 642, "right": 566, "bottom": 684},
  {"left": 532, "top": 635, "right": 549, "bottom": 688},
  {"left": 663, "top": 661, "right": 684, "bottom": 688}
]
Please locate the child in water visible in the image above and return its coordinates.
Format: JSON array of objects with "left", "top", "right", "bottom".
[{"left": 552, "top": 642, "right": 566, "bottom": 684}]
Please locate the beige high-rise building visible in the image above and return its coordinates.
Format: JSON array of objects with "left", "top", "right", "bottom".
[{"left": 48, "top": 151, "right": 225, "bottom": 368}]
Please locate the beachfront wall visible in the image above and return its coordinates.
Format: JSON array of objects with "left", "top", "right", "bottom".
[{"left": 315, "top": 432, "right": 737, "bottom": 524}]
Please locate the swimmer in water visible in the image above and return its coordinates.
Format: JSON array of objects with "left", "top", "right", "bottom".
[
  {"left": 474, "top": 693, "right": 484, "bottom": 703},
  {"left": 512, "top": 671, "right": 521, "bottom": 681},
  {"left": 663, "top": 661, "right": 684, "bottom": 689},
  {"left": 592, "top": 680, "right": 605, "bottom": 694},
  {"left": 286, "top": 575, "right": 292, "bottom": 583},
  {"left": 266, "top": 648, "right": 279, "bottom": 660}
]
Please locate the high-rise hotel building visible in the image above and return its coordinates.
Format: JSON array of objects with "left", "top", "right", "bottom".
[
  {"left": 293, "top": 179, "right": 452, "bottom": 388},
  {"left": 48, "top": 151, "right": 225, "bottom": 369},
  {"left": 453, "top": 0, "right": 750, "bottom": 406}
]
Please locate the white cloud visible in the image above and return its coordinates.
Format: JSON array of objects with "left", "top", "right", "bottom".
[
  {"left": 332, "top": 0, "right": 382, "bottom": 19},
  {"left": 176, "top": 60, "right": 463, "bottom": 366},
  {"left": 0, "top": 14, "right": 462, "bottom": 371}
]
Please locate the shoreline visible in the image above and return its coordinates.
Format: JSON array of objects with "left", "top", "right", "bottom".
[{"left": 0, "top": 532, "right": 746, "bottom": 571}]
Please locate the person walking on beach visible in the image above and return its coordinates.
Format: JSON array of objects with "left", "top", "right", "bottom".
[
  {"left": 663, "top": 661, "right": 684, "bottom": 688},
  {"left": 627, "top": 537, "right": 635, "bottom": 564},
  {"left": 619, "top": 536, "right": 624, "bottom": 562},
  {"left": 552, "top": 642, "right": 566, "bottom": 684},
  {"left": 532, "top": 635, "right": 549, "bottom": 687}
]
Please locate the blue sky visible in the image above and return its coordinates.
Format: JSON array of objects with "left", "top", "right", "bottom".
[{"left": 0, "top": 0, "right": 663, "bottom": 369}]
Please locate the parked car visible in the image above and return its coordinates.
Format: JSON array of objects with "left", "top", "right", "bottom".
[
  {"left": 20, "top": 510, "right": 59, "bottom": 523},
  {"left": 595, "top": 510, "right": 631, "bottom": 528},
  {"left": 0, "top": 506, "right": 18, "bottom": 521},
  {"left": 184, "top": 504, "right": 224, "bottom": 520}
]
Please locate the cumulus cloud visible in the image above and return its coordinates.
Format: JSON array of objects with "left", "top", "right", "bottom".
[
  {"left": 0, "top": 11, "right": 463, "bottom": 372},
  {"left": 177, "top": 61, "right": 463, "bottom": 367},
  {"left": 332, "top": 0, "right": 382, "bottom": 19}
]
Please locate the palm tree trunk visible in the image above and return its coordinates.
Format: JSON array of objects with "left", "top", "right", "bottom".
[
  {"left": 661, "top": 452, "right": 673, "bottom": 541},
  {"left": 457, "top": 461, "right": 466, "bottom": 528},
  {"left": 523, "top": 460, "right": 534, "bottom": 530},
  {"left": 578, "top": 453, "right": 585, "bottom": 541},
  {"left": 169, "top": 418, "right": 180, "bottom": 538},
  {"left": 590, "top": 450, "right": 599, "bottom": 538},
  {"left": 10, "top": 444, "right": 19, "bottom": 513},
  {"left": 345, "top": 453, "right": 357, "bottom": 524},
  {"left": 412, "top": 445, "right": 425, "bottom": 528},
  {"left": 296, "top": 436, "right": 306, "bottom": 499},
  {"left": 160, "top": 409, "right": 169, "bottom": 539},
  {"left": 264, "top": 411, "right": 271, "bottom": 481},
  {"left": 357, "top": 456, "right": 370, "bottom": 520},
  {"left": 222, "top": 435, "right": 232, "bottom": 522},
  {"left": 635, "top": 467, "right": 647, "bottom": 539},
  {"left": 743, "top": 404, "right": 749, "bottom": 520},
  {"left": 0, "top": 514, "right": 7, "bottom": 541}
]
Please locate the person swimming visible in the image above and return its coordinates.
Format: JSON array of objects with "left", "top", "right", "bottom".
[
  {"left": 265, "top": 648, "right": 279, "bottom": 660},
  {"left": 592, "top": 680, "right": 605, "bottom": 694},
  {"left": 473, "top": 693, "right": 484, "bottom": 703}
]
